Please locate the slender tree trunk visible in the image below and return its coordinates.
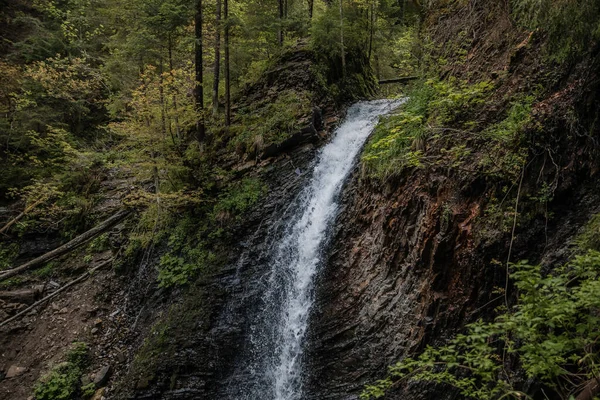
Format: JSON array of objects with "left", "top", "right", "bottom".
[
  {"left": 158, "top": 59, "right": 168, "bottom": 140},
  {"left": 224, "top": 0, "right": 231, "bottom": 126},
  {"left": 308, "top": 0, "right": 313, "bottom": 19},
  {"left": 168, "top": 36, "right": 182, "bottom": 144},
  {"left": 212, "top": 0, "right": 222, "bottom": 116},
  {"left": 368, "top": 0, "right": 375, "bottom": 60},
  {"left": 400, "top": 0, "right": 406, "bottom": 22},
  {"left": 278, "top": 0, "right": 284, "bottom": 45},
  {"left": 339, "top": 0, "right": 346, "bottom": 77},
  {"left": 195, "top": 0, "right": 205, "bottom": 142}
]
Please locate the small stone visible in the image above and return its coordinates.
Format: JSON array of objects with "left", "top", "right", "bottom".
[
  {"left": 91, "top": 327, "right": 99, "bottom": 335},
  {"left": 93, "top": 365, "right": 112, "bottom": 387},
  {"left": 58, "top": 307, "right": 68, "bottom": 314},
  {"left": 6, "top": 365, "right": 27, "bottom": 378},
  {"left": 51, "top": 302, "right": 60, "bottom": 311},
  {"left": 116, "top": 352, "right": 126, "bottom": 363},
  {"left": 90, "top": 387, "right": 105, "bottom": 400},
  {"left": 93, "top": 318, "right": 103, "bottom": 327}
]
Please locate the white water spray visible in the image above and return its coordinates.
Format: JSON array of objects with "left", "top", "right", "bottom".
[{"left": 258, "top": 99, "right": 403, "bottom": 399}]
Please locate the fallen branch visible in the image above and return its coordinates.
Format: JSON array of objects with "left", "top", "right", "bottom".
[
  {"left": 0, "top": 259, "right": 113, "bottom": 328},
  {"left": 0, "top": 197, "right": 45, "bottom": 236},
  {"left": 378, "top": 76, "right": 418, "bottom": 85},
  {"left": 0, "top": 209, "right": 129, "bottom": 282}
]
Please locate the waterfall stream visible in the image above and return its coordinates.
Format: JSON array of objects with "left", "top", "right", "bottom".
[{"left": 231, "top": 99, "right": 403, "bottom": 400}]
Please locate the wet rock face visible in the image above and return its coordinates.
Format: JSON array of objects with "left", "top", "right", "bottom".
[
  {"left": 305, "top": 164, "right": 600, "bottom": 399},
  {"left": 127, "top": 144, "right": 321, "bottom": 399},
  {"left": 305, "top": 173, "right": 495, "bottom": 399}
]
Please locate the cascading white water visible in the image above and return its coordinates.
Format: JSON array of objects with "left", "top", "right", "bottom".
[{"left": 251, "top": 99, "right": 404, "bottom": 400}]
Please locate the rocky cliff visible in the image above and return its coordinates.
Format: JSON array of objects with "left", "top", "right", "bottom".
[{"left": 306, "top": 1, "right": 600, "bottom": 399}]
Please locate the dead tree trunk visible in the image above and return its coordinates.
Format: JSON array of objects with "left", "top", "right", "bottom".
[
  {"left": 212, "top": 0, "right": 222, "bottom": 116},
  {"left": 0, "top": 210, "right": 129, "bottom": 282},
  {"left": 195, "top": 0, "right": 206, "bottom": 142},
  {"left": 278, "top": 0, "right": 284, "bottom": 45},
  {"left": 224, "top": 0, "right": 231, "bottom": 126}
]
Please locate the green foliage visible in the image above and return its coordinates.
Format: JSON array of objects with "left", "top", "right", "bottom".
[
  {"left": 212, "top": 178, "right": 267, "bottom": 219},
  {"left": 156, "top": 178, "right": 265, "bottom": 287},
  {"left": 575, "top": 213, "right": 600, "bottom": 252},
  {"left": 511, "top": 0, "right": 600, "bottom": 63},
  {"left": 478, "top": 97, "right": 535, "bottom": 180},
  {"left": 0, "top": 243, "right": 20, "bottom": 271},
  {"left": 231, "top": 89, "right": 312, "bottom": 155},
  {"left": 362, "top": 78, "right": 493, "bottom": 178},
  {"left": 361, "top": 250, "right": 600, "bottom": 399},
  {"left": 34, "top": 342, "right": 90, "bottom": 400},
  {"left": 428, "top": 78, "right": 494, "bottom": 125}
]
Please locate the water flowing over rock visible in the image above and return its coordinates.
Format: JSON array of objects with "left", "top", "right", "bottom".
[{"left": 226, "top": 100, "right": 404, "bottom": 400}]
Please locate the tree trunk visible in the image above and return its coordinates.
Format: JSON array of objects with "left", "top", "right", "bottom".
[
  {"left": 212, "top": 0, "right": 222, "bottom": 116},
  {"left": 339, "top": 0, "right": 346, "bottom": 77},
  {"left": 195, "top": 0, "right": 205, "bottom": 142},
  {"left": 168, "top": 36, "right": 182, "bottom": 144},
  {"left": 0, "top": 197, "right": 45, "bottom": 236},
  {"left": 0, "top": 210, "right": 129, "bottom": 282},
  {"left": 224, "top": 0, "right": 231, "bottom": 126},
  {"left": 368, "top": 0, "right": 375, "bottom": 60},
  {"left": 308, "top": 0, "right": 313, "bottom": 19},
  {"left": 278, "top": 0, "right": 284, "bottom": 45},
  {"left": 158, "top": 60, "right": 168, "bottom": 140}
]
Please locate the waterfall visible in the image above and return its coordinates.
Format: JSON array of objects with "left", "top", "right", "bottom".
[{"left": 232, "top": 99, "right": 403, "bottom": 400}]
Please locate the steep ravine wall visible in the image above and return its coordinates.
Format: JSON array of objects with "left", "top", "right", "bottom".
[
  {"left": 305, "top": 1, "right": 600, "bottom": 399},
  {"left": 306, "top": 165, "right": 600, "bottom": 399}
]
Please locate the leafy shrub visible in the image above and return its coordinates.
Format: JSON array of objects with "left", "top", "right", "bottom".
[
  {"left": 34, "top": 342, "right": 90, "bottom": 400},
  {"left": 0, "top": 243, "right": 19, "bottom": 271},
  {"left": 212, "top": 178, "right": 267, "bottom": 220},
  {"left": 478, "top": 97, "right": 534, "bottom": 179},
  {"left": 156, "top": 178, "right": 265, "bottom": 287},
  {"left": 361, "top": 250, "right": 600, "bottom": 399}
]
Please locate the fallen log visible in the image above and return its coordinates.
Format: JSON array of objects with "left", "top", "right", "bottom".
[
  {"left": 378, "top": 76, "right": 418, "bottom": 85},
  {"left": 0, "top": 259, "right": 113, "bottom": 327},
  {"left": 0, "top": 286, "right": 44, "bottom": 304},
  {"left": 0, "top": 210, "right": 129, "bottom": 282}
]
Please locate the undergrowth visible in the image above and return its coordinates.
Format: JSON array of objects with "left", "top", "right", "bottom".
[
  {"left": 34, "top": 342, "right": 91, "bottom": 400},
  {"left": 511, "top": 0, "right": 600, "bottom": 64},
  {"left": 361, "top": 248, "right": 600, "bottom": 400},
  {"left": 230, "top": 89, "right": 312, "bottom": 157}
]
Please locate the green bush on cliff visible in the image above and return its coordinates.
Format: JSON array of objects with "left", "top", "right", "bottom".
[
  {"left": 361, "top": 78, "right": 493, "bottom": 179},
  {"left": 361, "top": 250, "right": 600, "bottom": 400}
]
